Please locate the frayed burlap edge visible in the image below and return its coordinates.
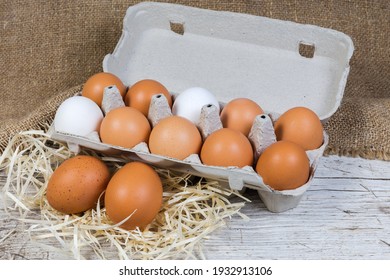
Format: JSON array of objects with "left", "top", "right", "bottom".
[
  {"left": 0, "top": 85, "right": 82, "bottom": 153},
  {"left": 325, "top": 146, "right": 390, "bottom": 161}
]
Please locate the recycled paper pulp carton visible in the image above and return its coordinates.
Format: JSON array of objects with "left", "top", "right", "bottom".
[{"left": 49, "top": 2, "right": 354, "bottom": 212}]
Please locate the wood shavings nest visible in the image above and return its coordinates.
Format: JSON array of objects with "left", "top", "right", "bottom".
[{"left": 0, "top": 129, "right": 249, "bottom": 259}]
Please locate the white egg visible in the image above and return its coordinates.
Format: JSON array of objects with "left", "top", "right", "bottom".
[
  {"left": 172, "top": 87, "right": 220, "bottom": 124},
  {"left": 54, "top": 96, "right": 104, "bottom": 136}
]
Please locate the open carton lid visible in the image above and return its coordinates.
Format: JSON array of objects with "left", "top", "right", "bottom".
[{"left": 103, "top": 1, "right": 354, "bottom": 121}]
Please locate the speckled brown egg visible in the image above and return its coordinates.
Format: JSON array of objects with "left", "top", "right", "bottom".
[{"left": 46, "top": 155, "right": 111, "bottom": 214}]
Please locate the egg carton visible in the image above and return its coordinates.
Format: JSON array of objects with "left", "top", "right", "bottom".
[
  {"left": 49, "top": 86, "right": 327, "bottom": 213},
  {"left": 49, "top": 2, "right": 353, "bottom": 212}
]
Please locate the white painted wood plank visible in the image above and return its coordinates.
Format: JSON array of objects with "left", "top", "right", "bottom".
[
  {"left": 315, "top": 155, "right": 390, "bottom": 178},
  {"left": 202, "top": 184, "right": 390, "bottom": 259}
]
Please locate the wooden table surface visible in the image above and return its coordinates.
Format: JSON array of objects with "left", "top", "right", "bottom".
[{"left": 1, "top": 155, "right": 389, "bottom": 260}]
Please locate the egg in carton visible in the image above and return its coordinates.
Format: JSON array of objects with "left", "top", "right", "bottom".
[{"left": 49, "top": 84, "right": 328, "bottom": 213}]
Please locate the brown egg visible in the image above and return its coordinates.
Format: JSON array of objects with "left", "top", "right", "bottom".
[
  {"left": 46, "top": 155, "right": 110, "bottom": 214},
  {"left": 200, "top": 128, "right": 253, "bottom": 168},
  {"left": 256, "top": 141, "right": 310, "bottom": 190},
  {"left": 82, "top": 72, "right": 127, "bottom": 107},
  {"left": 149, "top": 116, "right": 202, "bottom": 160},
  {"left": 274, "top": 106, "right": 324, "bottom": 150},
  {"left": 100, "top": 107, "right": 151, "bottom": 149},
  {"left": 104, "top": 162, "right": 163, "bottom": 230},
  {"left": 220, "top": 98, "right": 264, "bottom": 136},
  {"left": 125, "top": 79, "right": 173, "bottom": 117}
]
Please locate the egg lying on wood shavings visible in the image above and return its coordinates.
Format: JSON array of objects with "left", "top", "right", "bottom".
[
  {"left": 172, "top": 87, "right": 220, "bottom": 125},
  {"left": 274, "top": 106, "right": 324, "bottom": 150},
  {"left": 54, "top": 96, "right": 103, "bottom": 137},
  {"left": 256, "top": 140, "right": 310, "bottom": 191},
  {"left": 46, "top": 155, "right": 111, "bottom": 214},
  {"left": 104, "top": 162, "right": 163, "bottom": 230},
  {"left": 125, "top": 79, "right": 173, "bottom": 117},
  {"left": 82, "top": 72, "right": 127, "bottom": 108}
]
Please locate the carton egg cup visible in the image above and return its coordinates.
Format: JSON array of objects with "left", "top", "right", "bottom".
[{"left": 49, "top": 2, "right": 353, "bottom": 212}]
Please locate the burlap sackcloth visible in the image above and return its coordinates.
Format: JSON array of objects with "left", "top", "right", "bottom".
[{"left": 1, "top": 0, "right": 389, "bottom": 160}]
